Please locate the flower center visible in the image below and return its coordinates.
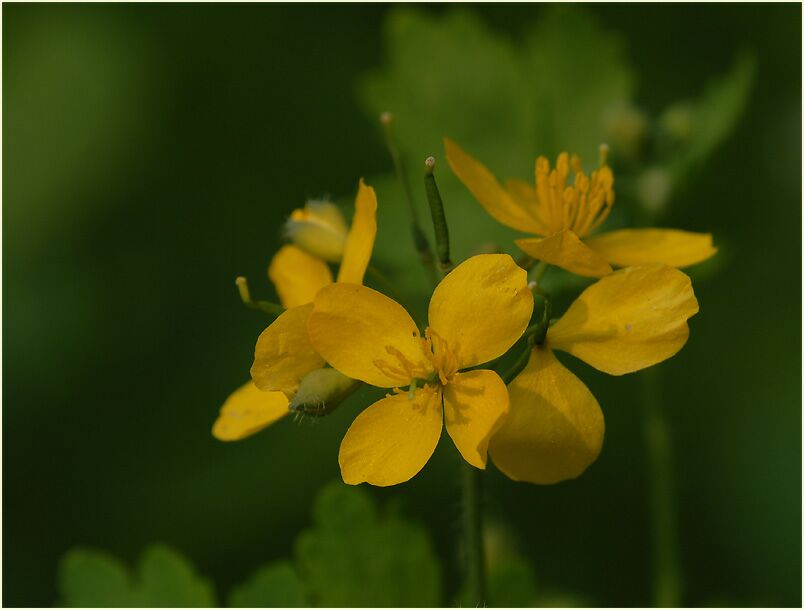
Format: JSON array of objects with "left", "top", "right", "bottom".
[
  {"left": 422, "top": 327, "right": 459, "bottom": 386},
  {"left": 535, "top": 153, "right": 615, "bottom": 238}
]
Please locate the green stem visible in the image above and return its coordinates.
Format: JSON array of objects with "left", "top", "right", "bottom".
[
  {"left": 424, "top": 156, "right": 453, "bottom": 275},
  {"left": 642, "top": 366, "right": 682, "bottom": 607},
  {"left": 461, "top": 462, "right": 486, "bottom": 606},
  {"left": 380, "top": 113, "right": 438, "bottom": 286},
  {"left": 531, "top": 260, "right": 549, "bottom": 283},
  {"left": 366, "top": 264, "right": 404, "bottom": 302},
  {"left": 501, "top": 338, "right": 535, "bottom": 384}
]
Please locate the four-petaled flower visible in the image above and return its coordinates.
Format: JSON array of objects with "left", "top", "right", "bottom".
[
  {"left": 307, "top": 254, "right": 534, "bottom": 487},
  {"left": 212, "top": 180, "right": 377, "bottom": 441},
  {"left": 444, "top": 137, "right": 716, "bottom": 278},
  {"left": 489, "top": 264, "right": 699, "bottom": 484}
]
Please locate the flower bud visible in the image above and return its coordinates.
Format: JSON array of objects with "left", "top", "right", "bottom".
[
  {"left": 603, "top": 102, "right": 648, "bottom": 162},
  {"left": 658, "top": 102, "right": 695, "bottom": 142},
  {"left": 637, "top": 166, "right": 673, "bottom": 215},
  {"left": 284, "top": 200, "right": 349, "bottom": 263},
  {"left": 290, "top": 367, "right": 359, "bottom": 417}
]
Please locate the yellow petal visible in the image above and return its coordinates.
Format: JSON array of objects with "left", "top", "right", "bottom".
[
  {"left": 443, "top": 370, "right": 509, "bottom": 469},
  {"left": 428, "top": 254, "right": 533, "bottom": 368},
  {"left": 516, "top": 230, "right": 613, "bottom": 278},
  {"left": 584, "top": 228, "right": 717, "bottom": 268},
  {"left": 444, "top": 137, "right": 545, "bottom": 235},
  {"left": 251, "top": 303, "right": 325, "bottom": 395},
  {"left": 309, "top": 283, "right": 431, "bottom": 388},
  {"left": 285, "top": 200, "right": 349, "bottom": 262},
  {"left": 212, "top": 382, "right": 289, "bottom": 442},
  {"left": 339, "top": 385, "right": 443, "bottom": 486},
  {"left": 548, "top": 265, "right": 699, "bottom": 375},
  {"left": 489, "top": 347, "right": 604, "bottom": 484},
  {"left": 336, "top": 179, "right": 378, "bottom": 284},
  {"left": 268, "top": 245, "right": 333, "bottom": 308}
]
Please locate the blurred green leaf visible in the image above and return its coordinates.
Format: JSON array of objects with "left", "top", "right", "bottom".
[
  {"left": 359, "top": 6, "right": 635, "bottom": 305},
  {"left": 360, "top": 8, "right": 530, "bottom": 301},
  {"left": 58, "top": 545, "right": 215, "bottom": 607},
  {"left": 639, "top": 52, "right": 756, "bottom": 217},
  {"left": 137, "top": 545, "right": 216, "bottom": 607},
  {"left": 663, "top": 53, "right": 756, "bottom": 181},
  {"left": 227, "top": 561, "right": 307, "bottom": 607},
  {"left": 523, "top": 6, "right": 635, "bottom": 161},
  {"left": 487, "top": 557, "right": 539, "bottom": 607},
  {"left": 5, "top": 14, "right": 156, "bottom": 259},
  {"left": 295, "top": 482, "right": 442, "bottom": 607},
  {"left": 59, "top": 548, "right": 132, "bottom": 607}
]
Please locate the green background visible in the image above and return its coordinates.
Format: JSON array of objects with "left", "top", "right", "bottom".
[{"left": 4, "top": 3, "right": 801, "bottom": 607}]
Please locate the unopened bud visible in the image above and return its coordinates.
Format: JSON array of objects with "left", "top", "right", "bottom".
[
  {"left": 637, "top": 166, "right": 673, "bottom": 215},
  {"left": 284, "top": 200, "right": 348, "bottom": 262},
  {"left": 603, "top": 103, "right": 648, "bottom": 162},
  {"left": 290, "top": 368, "right": 360, "bottom": 417},
  {"left": 659, "top": 102, "right": 695, "bottom": 142}
]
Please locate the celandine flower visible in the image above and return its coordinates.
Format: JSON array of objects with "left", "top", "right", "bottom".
[
  {"left": 489, "top": 264, "right": 698, "bottom": 484},
  {"left": 444, "top": 138, "right": 716, "bottom": 277},
  {"left": 307, "top": 254, "right": 534, "bottom": 487},
  {"left": 212, "top": 180, "right": 377, "bottom": 441}
]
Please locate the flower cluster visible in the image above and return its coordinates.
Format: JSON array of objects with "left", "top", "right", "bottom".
[{"left": 213, "top": 136, "right": 713, "bottom": 488}]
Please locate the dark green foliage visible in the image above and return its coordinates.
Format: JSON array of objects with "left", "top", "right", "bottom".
[{"left": 59, "top": 545, "right": 216, "bottom": 607}]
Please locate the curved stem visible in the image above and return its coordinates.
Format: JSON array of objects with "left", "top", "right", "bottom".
[{"left": 380, "top": 113, "right": 438, "bottom": 286}]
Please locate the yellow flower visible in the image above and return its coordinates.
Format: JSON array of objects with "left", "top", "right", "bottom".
[
  {"left": 488, "top": 264, "right": 699, "bottom": 484},
  {"left": 213, "top": 179, "right": 378, "bottom": 441},
  {"left": 444, "top": 137, "right": 717, "bottom": 278},
  {"left": 307, "top": 254, "right": 534, "bottom": 487}
]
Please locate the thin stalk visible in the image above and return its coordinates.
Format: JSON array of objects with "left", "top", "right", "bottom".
[
  {"left": 380, "top": 113, "right": 438, "bottom": 286},
  {"left": 501, "top": 338, "right": 535, "bottom": 384},
  {"left": 639, "top": 200, "right": 683, "bottom": 608},
  {"left": 462, "top": 462, "right": 486, "bottom": 606},
  {"left": 642, "top": 366, "right": 682, "bottom": 607},
  {"left": 235, "top": 276, "right": 284, "bottom": 317},
  {"left": 531, "top": 260, "right": 549, "bottom": 284},
  {"left": 424, "top": 156, "right": 453, "bottom": 275},
  {"left": 366, "top": 264, "right": 405, "bottom": 303}
]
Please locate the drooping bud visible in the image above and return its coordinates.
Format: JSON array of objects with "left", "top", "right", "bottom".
[
  {"left": 284, "top": 200, "right": 349, "bottom": 262},
  {"left": 289, "top": 368, "right": 360, "bottom": 417}
]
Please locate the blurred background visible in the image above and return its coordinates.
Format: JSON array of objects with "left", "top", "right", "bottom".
[{"left": 3, "top": 3, "right": 801, "bottom": 607}]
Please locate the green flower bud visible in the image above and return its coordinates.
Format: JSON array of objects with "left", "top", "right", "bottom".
[{"left": 290, "top": 367, "right": 360, "bottom": 417}]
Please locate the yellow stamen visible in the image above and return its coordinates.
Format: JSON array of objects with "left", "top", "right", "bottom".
[{"left": 534, "top": 152, "right": 615, "bottom": 237}]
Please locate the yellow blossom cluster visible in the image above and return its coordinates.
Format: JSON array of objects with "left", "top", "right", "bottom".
[{"left": 212, "top": 138, "right": 713, "bottom": 487}]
